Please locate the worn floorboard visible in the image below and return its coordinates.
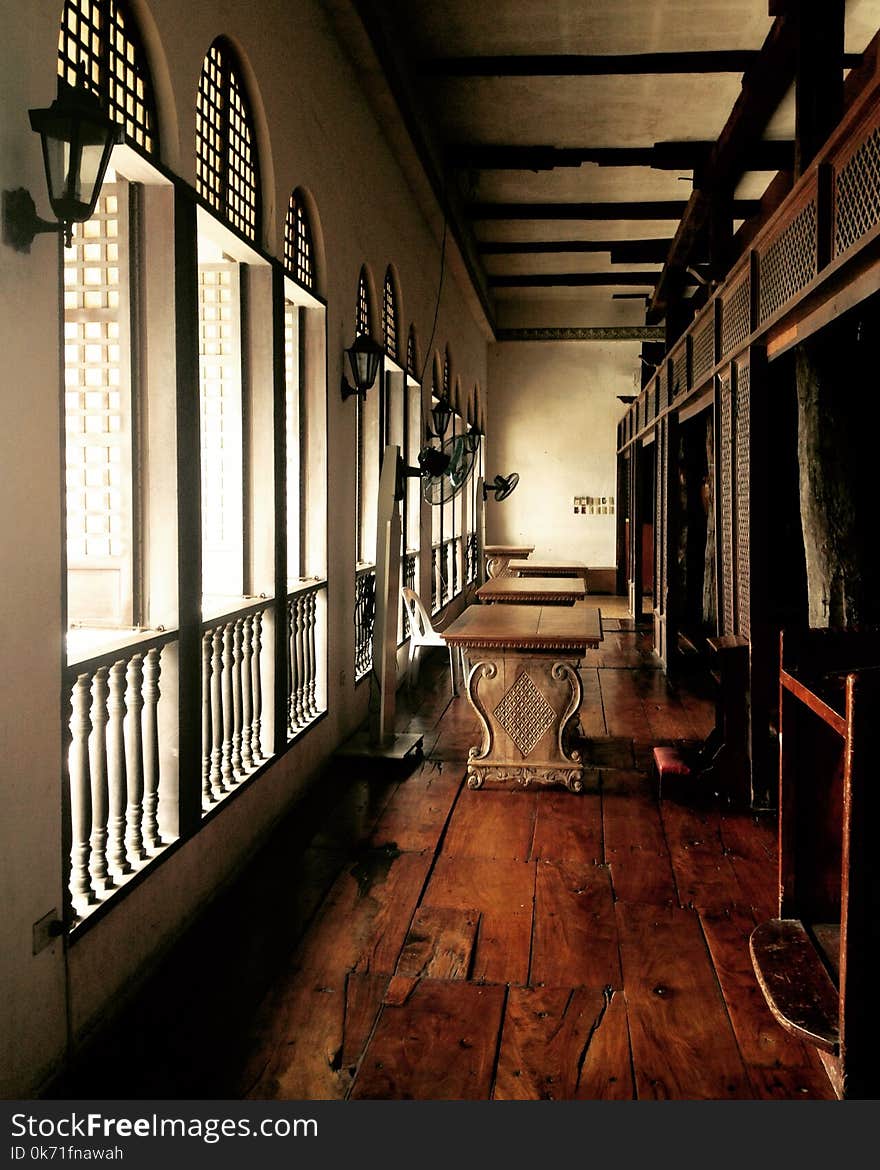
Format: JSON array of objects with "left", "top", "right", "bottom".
[
  {"left": 530, "top": 860, "right": 621, "bottom": 988},
  {"left": 531, "top": 789, "right": 603, "bottom": 865},
  {"left": 494, "top": 985, "right": 633, "bottom": 1100},
  {"left": 349, "top": 979, "right": 506, "bottom": 1100},
  {"left": 617, "top": 901, "right": 752, "bottom": 1100}
]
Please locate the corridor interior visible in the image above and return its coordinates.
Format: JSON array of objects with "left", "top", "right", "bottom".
[{"left": 49, "top": 598, "right": 835, "bottom": 1101}]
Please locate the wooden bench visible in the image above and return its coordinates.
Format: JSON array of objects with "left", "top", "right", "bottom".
[{"left": 749, "top": 627, "right": 880, "bottom": 1099}]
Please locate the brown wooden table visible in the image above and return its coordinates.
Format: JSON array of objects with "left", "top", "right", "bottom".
[
  {"left": 509, "top": 558, "right": 589, "bottom": 587},
  {"left": 483, "top": 544, "right": 534, "bottom": 579},
  {"left": 443, "top": 604, "right": 603, "bottom": 792},
  {"left": 476, "top": 575, "right": 587, "bottom": 605}
]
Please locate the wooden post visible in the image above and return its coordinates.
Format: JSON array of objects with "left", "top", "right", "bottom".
[
  {"left": 793, "top": 0, "right": 844, "bottom": 179},
  {"left": 794, "top": 307, "right": 880, "bottom": 627},
  {"left": 174, "top": 186, "right": 203, "bottom": 836}
]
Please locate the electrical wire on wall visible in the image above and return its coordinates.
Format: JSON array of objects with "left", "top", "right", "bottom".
[{"left": 418, "top": 213, "right": 448, "bottom": 399}]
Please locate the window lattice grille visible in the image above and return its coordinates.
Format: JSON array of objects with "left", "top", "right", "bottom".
[
  {"left": 834, "top": 125, "right": 880, "bottom": 257},
  {"left": 59, "top": 0, "right": 157, "bottom": 154},
  {"left": 383, "top": 270, "right": 398, "bottom": 360},
  {"left": 198, "top": 262, "right": 242, "bottom": 583},
  {"left": 406, "top": 329, "right": 417, "bottom": 379},
  {"left": 735, "top": 363, "right": 751, "bottom": 639},
  {"left": 691, "top": 317, "right": 715, "bottom": 387},
  {"left": 721, "top": 274, "right": 751, "bottom": 358},
  {"left": 758, "top": 201, "right": 817, "bottom": 324},
  {"left": 357, "top": 271, "right": 369, "bottom": 336},
  {"left": 285, "top": 303, "right": 302, "bottom": 580},
  {"left": 63, "top": 187, "right": 127, "bottom": 564},
  {"left": 284, "top": 195, "right": 314, "bottom": 289},
  {"left": 443, "top": 349, "right": 450, "bottom": 398},
  {"left": 196, "top": 41, "right": 259, "bottom": 241}
]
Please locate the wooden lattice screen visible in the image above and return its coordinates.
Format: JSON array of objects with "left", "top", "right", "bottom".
[
  {"left": 758, "top": 199, "right": 817, "bottom": 325},
  {"left": 834, "top": 122, "right": 880, "bottom": 257},
  {"left": 734, "top": 360, "right": 751, "bottom": 639},
  {"left": 718, "top": 369, "right": 736, "bottom": 635}
]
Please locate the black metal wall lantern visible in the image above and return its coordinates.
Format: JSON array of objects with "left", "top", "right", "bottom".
[
  {"left": 463, "top": 422, "right": 482, "bottom": 453},
  {"left": 429, "top": 395, "right": 452, "bottom": 439},
  {"left": 341, "top": 333, "right": 384, "bottom": 401},
  {"left": 3, "top": 74, "right": 122, "bottom": 254}
]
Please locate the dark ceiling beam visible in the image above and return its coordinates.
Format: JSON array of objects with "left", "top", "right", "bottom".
[
  {"left": 496, "top": 326, "right": 665, "bottom": 341},
  {"left": 447, "top": 141, "right": 795, "bottom": 172},
  {"left": 488, "top": 272, "right": 698, "bottom": 288},
  {"left": 420, "top": 51, "right": 859, "bottom": 76},
  {"left": 653, "top": 139, "right": 794, "bottom": 172},
  {"left": 648, "top": 13, "right": 802, "bottom": 324},
  {"left": 469, "top": 200, "right": 759, "bottom": 221},
  {"left": 478, "top": 239, "right": 673, "bottom": 263},
  {"left": 420, "top": 51, "right": 843, "bottom": 76}
]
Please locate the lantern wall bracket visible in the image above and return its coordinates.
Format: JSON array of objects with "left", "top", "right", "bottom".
[{"left": 2, "top": 188, "right": 63, "bottom": 253}]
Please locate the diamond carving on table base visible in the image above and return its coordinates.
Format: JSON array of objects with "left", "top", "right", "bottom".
[{"left": 494, "top": 670, "right": 555, "bottom": 756}]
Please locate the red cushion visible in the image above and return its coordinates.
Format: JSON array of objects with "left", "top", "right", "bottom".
[{"left": 652, "top": 746, "right": 692, "bottom": 776}]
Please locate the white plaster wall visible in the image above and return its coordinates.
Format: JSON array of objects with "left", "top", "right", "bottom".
[
  {"left": 486, "top": 341, "right": 637, "bottom": 566},
  {"left": 0, "top": 0, "right": 487, "bottom": 1096},
  {"left": 0, "top": 0, "right": 70, "bottom": 1101}
]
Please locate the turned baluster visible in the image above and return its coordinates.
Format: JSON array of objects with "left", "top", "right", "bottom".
[
  {"left": 201, "top": 630, "right": 214, "bottom": 806},
  {"left": 251, "top": 611, "right": 263, "bottom": 760},
  {"left": 231, "top": 618, "right": 243, "bottom": 775},
  {"left": 294, "top": 593, "right": 306, "bottom": 729},
  {"left": 306, "top": 590, "right": 318, "bottom": 717},
  {"left": 106, "top": 660, "right": 132, "bottom": 876},
  {"left": 68, "top": 673, "right": 97, "bottom": 906},
  {"left": 88, "top": 667, "right": 113, "bottom": 891},
  {"left": 124, "top": 655, "right": 147, "bottom": 862},
  {"left": 209, "top": 626, "right": 225, "bottom": 798},
  {"left": 240, "top": 615, "right": 254, "bottom": 769},
  {"left": 221, "top": 622, "right": 235, "bottom": 786},
  {"left": 286, "top": 598, "right": 296, "bottom": 735},
  {"left": 142, "top": 648, "right": 164, "bottom": 849}
]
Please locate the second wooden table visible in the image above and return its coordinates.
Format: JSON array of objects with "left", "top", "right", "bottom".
[{"left": 476, "top": 575, "right": 586, "bottom": 605}]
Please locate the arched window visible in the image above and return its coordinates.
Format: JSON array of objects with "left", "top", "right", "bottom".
[
  {"left": 443, "top": 346, "right": 451, "bottom": 400},
  {"left": 356, "top": 267, "right": 371, "bottom": 337},
  {"left": 406, "top": 326, "right": 419, "bottom": 382},
  {"left": 58, "top": 0, "right": 158, "bottom": 154},
  {"left": 382, "top": 268, "right": 399, "bottom": 361},
  {"left": 196, "top": 39, "right": 260, "bottom": 242},
  {"left": 284, "top": 192, "right": 314, "bottom": 290}
]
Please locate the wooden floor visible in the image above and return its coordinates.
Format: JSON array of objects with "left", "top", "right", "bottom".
[{"left": 52, "top": 598, "right": 836, "bottom": 1101}]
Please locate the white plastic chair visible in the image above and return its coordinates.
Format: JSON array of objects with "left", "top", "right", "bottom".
[{"left": 401, "top": 586, "right": 458, "bottom": 694}]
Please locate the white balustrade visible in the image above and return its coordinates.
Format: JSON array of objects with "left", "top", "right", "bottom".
[
  {"left": 287, "top": 581, "right": 324, "bottom": 737},
  {"left": 200, "top": 604, "right": 268, "bottom": 811},
  {"left": 65, "top": 636, "right": 176, "bottom": 919}
]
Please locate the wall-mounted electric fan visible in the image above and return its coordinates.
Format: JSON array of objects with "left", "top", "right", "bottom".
[
  {"left": 419, "top": 433, "right": 479, "bottom": 505},
  {"left": 483, "top": 471, "right": 519, "bottom": 502}
]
